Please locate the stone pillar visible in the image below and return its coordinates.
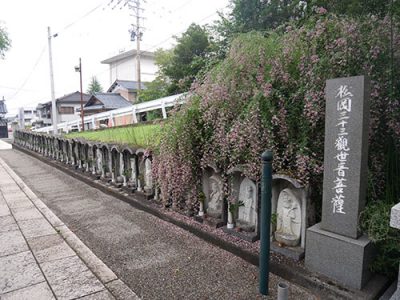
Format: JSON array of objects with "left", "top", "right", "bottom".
[
  {"left": 132, "top": 107, "right": 138, "bottom": 123},
  {"left": 109, "top": 151, "right": 114, "bottom": 182},
  {"left": 306, "top": 76, "right": 376, "bottom": 290},
  {"left": 119, "top": 152, "right": 124, "bottom": 177},
  {"left": 390, "top": 203, "right": 400, "bottom": 299},
  {"left": 161, "top": 102, "right": 167, "bottom": 119},
  {"left": 144, "top": 158, "right": 153, "bottom": 194},
  {"left": 97, "top": 149, "right": 104, "bottom": 177},
  {"left": 130, "top": 158, "right": 137, "bottom": 185}
]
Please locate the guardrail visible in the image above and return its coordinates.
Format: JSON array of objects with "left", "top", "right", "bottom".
[{"left": 34, "top": 93, "right": 187, "bottom": 134}]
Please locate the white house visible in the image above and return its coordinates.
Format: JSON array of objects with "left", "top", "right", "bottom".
[{"left": 101, "top": 49, "right": 158, "bottom": 86}]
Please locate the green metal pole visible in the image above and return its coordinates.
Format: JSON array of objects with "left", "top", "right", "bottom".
[{"left": 259, "top": 150, "right": 273, "bottom": 295}]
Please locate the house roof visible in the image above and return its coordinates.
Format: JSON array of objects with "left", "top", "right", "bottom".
[
  {"left": 107, "top": 80, "right": 147, "bottom": 93},
  {"left": 56, "top": 91, "right": 91, "bottom": 104},
  {"left": 0, "top": 100, "right": 7, "bottom": 114},
  {"left": 101, "top": 49, "right": 155, "bottom": 64},
  {"left": 83, "top": 93, "right": 133, "bottom": 111}
]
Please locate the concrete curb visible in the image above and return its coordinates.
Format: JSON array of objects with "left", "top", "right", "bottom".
[
  {"left": 12, "top": 144, "right": 390, "bottom": 300},
  {"left": 0, "top": 155, "right": 140, "bottom": 300}
]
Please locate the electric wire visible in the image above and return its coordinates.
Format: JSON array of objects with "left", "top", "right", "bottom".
[{"left": 8, "top": 45, "right": 47, "bottom": 100}]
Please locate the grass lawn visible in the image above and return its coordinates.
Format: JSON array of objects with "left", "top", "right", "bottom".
[{"left": 65, "top": 123, "right": 162, "bottom": 148}]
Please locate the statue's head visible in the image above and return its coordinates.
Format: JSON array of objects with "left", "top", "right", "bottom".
[
  {"left": 245, "top": 185, "right": 253, "bottom": 199},
  {"left": 280, "top": 190, "right": 293, "bottom": 208},
  {"left": 209, "top": 176, "right": 220, "bottom": 192}
]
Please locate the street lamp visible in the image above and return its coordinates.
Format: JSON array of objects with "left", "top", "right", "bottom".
[{"left": 75, "top": 58, "right": 84, "bottom": 131}]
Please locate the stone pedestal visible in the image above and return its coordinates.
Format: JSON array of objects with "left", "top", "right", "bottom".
[{"left": 305, "top": 223, "right": 375, "bottom": 289}]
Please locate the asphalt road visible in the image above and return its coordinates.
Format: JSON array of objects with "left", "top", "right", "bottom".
[{"left": 0, "top": 148, "right": 316, "bottom": 300}]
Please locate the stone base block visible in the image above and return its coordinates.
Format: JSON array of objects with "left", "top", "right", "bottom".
[
  {"left": 203, "top": 216, "right": 224, "bottom": 228},
  {"left": 305, "top": 223, "right": 375, "bottom": 290},
  {"left": 221, "top": 226, "right": 258, "bottom": 242},
  {"left": 271, "top": 241, "right": 304, "bottom": 261}
]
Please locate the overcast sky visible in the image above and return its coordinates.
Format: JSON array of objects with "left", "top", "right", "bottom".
[{"left": 0, "top": 0, "right": 230, "bottom": 115}]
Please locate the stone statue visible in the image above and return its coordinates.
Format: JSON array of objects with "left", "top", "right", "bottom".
[
  {"left": 207, "top": 175, "right": 223, "bottom": 218},
  {"left": 96, "top": 149, "right": 103, "bottom": 175},
  {"left": 130, "top": 158, "right": 137, "bottom": 184},
  {"left": 275, "top": 188, "right": 301, "bottom": 247},
  {"left": 119, "top": 153, "right": 124, "bottom": 177},
  {"left": 144, "top": 158, "right": 153, "bottom": 190},
  {"left": 237, "top": 178, "right": 257, "bottom": 226}
]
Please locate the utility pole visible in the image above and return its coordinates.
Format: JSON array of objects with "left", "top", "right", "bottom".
[
  {"left": 135, "top": 0, "right": 141, "bottom": 94},
  {"left": 110, "top": 0, "right": 145, "bottom": 100},
  {"left": 127, "top": 0, "right": 144, "bottom": 99},
  {"left": 75, "top": 58, "right": 84, "bottom": 131},
  {"left": 47, "top": 26, "right": 58, "bottom": 135}
]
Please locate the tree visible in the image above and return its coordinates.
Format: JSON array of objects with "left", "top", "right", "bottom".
[
  {"left": 0, "top": 23, "right": 11, "bottom": 59},
  {"left": 87, "top": 76, "right": 103, "bottom": 94},
  {"left": 138, "top": 76, "right": 170, "bottom": 103},
  {"left": 162, "top": 23, "right": 211, "bottom": 94},
  {"left": 214, "top": 0, "right": 400, "bottom": 58},
  {"left": 139, "top": 24, "right": 212, "bottom": 100}
]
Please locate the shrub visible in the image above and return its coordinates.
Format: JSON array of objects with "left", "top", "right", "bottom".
[{"left": 155, "top": 12, "right": 400, "bottom": 274}]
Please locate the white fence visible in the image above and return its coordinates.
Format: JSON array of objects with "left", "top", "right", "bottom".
[{"left": 34, "top": 93, "right": 187, "bottom": 134}]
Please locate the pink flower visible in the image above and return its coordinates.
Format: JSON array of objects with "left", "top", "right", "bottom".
[{"left": 317, "top": 7, "right": 327, "bottom": 15}]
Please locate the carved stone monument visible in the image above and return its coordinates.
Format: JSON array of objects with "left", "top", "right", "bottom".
[
  {"left": 306, "top": 76, "right": 377, "bottom": 290},
  {"left": 270, "top": 175, "right": 308, "bottom": 260},
  {"left": 237, "top": 178, "right": 257, "bottom": 230},
  {"left": 200, "top": 166, "right": 225, "bottom": 227},
  {"left": 207, "top": 175, "right": 223, "bottom": 218},
  {"left": 96, "top": 148, "right": 103, "bottom": 176},
  {"left": 144, "top": 158, "right": 153, "bottom": 194},
  {"left": 275, "top": 188, "right": 301, "bottom": 247},
  {"left": 130, "top": 158, "right": 137, "bottom": 186}
]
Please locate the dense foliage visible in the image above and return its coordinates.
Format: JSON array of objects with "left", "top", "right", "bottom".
[
  {"left": 154, "top": 12, "right": 400, "bottom": 274},
  {"left": 214, "top": 0, "right": 400, "bottom": 59},
  {"left": 0, "top": 23, "right": 11, "bottom": 59}
]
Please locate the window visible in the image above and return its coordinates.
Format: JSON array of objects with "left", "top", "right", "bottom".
[{"left": 58, "top": 106, "right": 74, "bottom": 114}]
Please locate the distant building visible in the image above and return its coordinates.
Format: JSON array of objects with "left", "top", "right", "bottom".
[
  {"left": 35, "top": 91, "right": 90, "bottom": 128},
  {"left": 17, "top": 107, "right": 38, "bottom": 128},
  {"left": 82, "top": 93, "right": 133, "bottom": 116},
  {"left": 107, "top": 79, "right": 146, "bottom": 103},
  {"left": 0, "top": 97, "right": 8, "bottom": 138},
  {"left": 35, "top": 102, "right": 52, "bottom": 128},
  {"left": 101, "top": 49, "right": 158, "bottom": 86}
]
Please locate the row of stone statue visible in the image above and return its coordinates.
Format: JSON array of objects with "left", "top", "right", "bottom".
[
  {"left": 13, "top": 131, "right": 154, "bottom": 195},
  {"left": 14, "top": 130, "right": 309, "bottom": 248}
]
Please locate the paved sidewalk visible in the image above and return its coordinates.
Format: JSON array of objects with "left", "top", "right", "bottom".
[
  {"left": 0, "top": 156, "right": 139, "bottom": 300},
  {"left": 0, "top": 139, "right": 12, "bottom": 150}
]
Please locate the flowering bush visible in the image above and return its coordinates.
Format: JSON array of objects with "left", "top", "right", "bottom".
[{"left": 154, "top": 12, "right": 400, "bottom": 273}]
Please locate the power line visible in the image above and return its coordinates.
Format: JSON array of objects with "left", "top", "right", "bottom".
[
  {"left": 55, "top": 0, "right": 108, "bottom": 36},
  {"left": 0, "top": 85, "right": 40, "bottom": 93},
  {"left": 8, "top": 45, "right": 47, "bottom": 100}
]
